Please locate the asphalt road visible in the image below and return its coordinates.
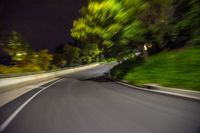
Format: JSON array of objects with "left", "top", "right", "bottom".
[{"left": 0, "top": 63, "right": 200, "bottom": 133}]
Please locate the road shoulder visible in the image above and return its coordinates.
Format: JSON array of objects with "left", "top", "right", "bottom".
[{"left": 0, "top": 78, "right": 58, "bottom": 107}]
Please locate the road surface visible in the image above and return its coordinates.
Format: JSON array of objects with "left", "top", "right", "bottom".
[{"left": 0, "top": 63, "right": 200, "bottom": 133}]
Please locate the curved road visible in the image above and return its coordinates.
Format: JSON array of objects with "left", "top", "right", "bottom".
[{"left": 0, "top": 63, "right": 200, "bottom": 133}]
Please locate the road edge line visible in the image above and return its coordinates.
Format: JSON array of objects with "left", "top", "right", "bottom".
[
  {"left": 0, "top": 78, "right": 63, "bottom": 132},
  {"left": 114, "top": 80, "right": 200, "bottom": 101}
]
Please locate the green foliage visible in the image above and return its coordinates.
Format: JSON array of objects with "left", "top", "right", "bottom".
[
  {"left": 36, "top": 49, "right": 53, "bottom": 70},
  {"left": 173, "top": 0, "right": 200, "bottom": 46},
  {"left": 0, "top": 31, "right": 54, "bottom": 73},
  {"left": 4, "top": 31, "right": 33, "bottom": 64},
  {"left": 80, "top": 43, "right": 101, "bottom": 64},
  {"left": 71, "top": 0, "right": 146, "bottom": 59},
  {"left": 53, "top": 44, "right": 80, "bottom": 67},
  {"left": 53, "top": 53, "right": 67, "bottom": 67},
  {"left": 71, "top": 0, "right": 200, "bottom": 62},
  {"left": 0, "top": 64, "right": 42, "bottom": 74},
  {"left": 64, "top": 44, "right": 80, "bottom": 66},
  {"left": 53, "top": 44, "right": 67, "bottom": 67},
  {"left": 0, "top": 65, "right": 25, "bottom": 74},
  {"left": 137, "top": 0, "right": 175, "bottom": 49},
  {"left": 111, "top": 47, "right": 200, "bottom": 91}
]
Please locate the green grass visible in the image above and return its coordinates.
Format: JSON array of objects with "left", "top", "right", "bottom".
[{"left": 111, "top": 46, "right": 200, "bottom": 91}]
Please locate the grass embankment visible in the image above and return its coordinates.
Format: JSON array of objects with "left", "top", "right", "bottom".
[{"left": 111, "top": 47, "right": 200, "bottom": 91}]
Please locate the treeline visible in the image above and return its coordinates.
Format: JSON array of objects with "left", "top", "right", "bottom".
[
  {"left": 0, "top": 31, "right": 53, "bottom": 73},
  {"left": 71, "top": 0, "right": 200, "bottom": 61},
  {"left": 0, "top": 31, "right": 103, "bottom": 74}
]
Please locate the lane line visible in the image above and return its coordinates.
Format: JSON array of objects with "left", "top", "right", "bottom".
[{"left": 0, "top": 78, "right": 63, "bottom": 132}]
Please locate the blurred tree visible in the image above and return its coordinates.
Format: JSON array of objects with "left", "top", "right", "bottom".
[
  {"left": 173, "top": 0, "right": 200, "bottom": 47},
  {"left": 64, "top": 44, "right": 80, "bottom": 66},
  {"left": 137, "top": 0, "right": 174, "bottom": 50},
  {"left": 2, "top": 31, "right": 53, "bottom": 72},
  {"left": 53, "top": 44, "right": 67, "bottom": 67},
  {"left": 3, "top": 31, "right": 33, "bottom": 65},
  {"left": 36, "top": 49, "right": 53, "bottom": 70},
  {"left": 80, "top": 43, "right": 101, "bottom": 64},
  {"left": 53, "top": 53, "right": 67, "bottom": 68},
  {"left": 53, "top": 44, "right": 80, "bottom": 67},
  {"left": 71, "top": 0, "right": 199, "bottom": 62},
  {"left": 0, "top": 29, "right": 11, "bottom": 65},
  {"left": 71, "top": 0, "right": 147, "bottom": 60}
]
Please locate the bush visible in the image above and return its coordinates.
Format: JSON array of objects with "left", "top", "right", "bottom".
[{"left": 0, "top": 65, "right": 24, "bottom": 74}]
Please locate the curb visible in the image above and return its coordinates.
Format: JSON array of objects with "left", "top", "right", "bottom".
[
  {"left": 143, "top": 83, "right": 200, "bottom": 94},
  {"left": 109, "top": 78, "right": 200, "bottom": 102}
]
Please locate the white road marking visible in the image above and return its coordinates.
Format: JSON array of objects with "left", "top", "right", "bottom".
[
  {"left": 0, "top": 78, "right": 63, "bottom": 132},
  {"left": 116, "top": 81, "right": 200, "bottom": 101}
]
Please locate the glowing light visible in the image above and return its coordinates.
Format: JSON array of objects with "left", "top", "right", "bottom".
[
  {"left": 144, "top": 44, "right": 147, "bottom": 51},
  {"left": 16, "top": 53, "right": 22, "bottom": 56}
]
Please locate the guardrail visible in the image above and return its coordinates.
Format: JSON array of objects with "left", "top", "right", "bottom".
[{"left": 0, "top": 63, "right": 101, "bottom": 93}]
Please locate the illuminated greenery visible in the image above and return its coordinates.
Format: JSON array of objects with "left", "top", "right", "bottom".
[
  {"left": 36, "top": 49, "right": 53, "bottom": 70},
  {"left": 71, "top": 0, "right": 147, "bottom": 59},
  {"left": 80, "top": 43, "right": 101, "bottom": 64},
  {"left": 71, "top": 0, "right": 199, "bottom": 60},
  {"left": 111, "top": 46, "right": 200, "bottom": 91},
  {"left": 0, "top": 31, "right": 53, "bottom": 73},
  {"left": 4, "top": 31, "right": 33, "bottom": 63}
]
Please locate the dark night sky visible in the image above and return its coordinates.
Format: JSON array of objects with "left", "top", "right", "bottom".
[{"left": 0, "top": 0, "right": 87, "bottom": 51}]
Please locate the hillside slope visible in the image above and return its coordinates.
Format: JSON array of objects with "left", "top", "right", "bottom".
[{"left": 111, "top": 47, "right": 200, "bottom": 91}]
